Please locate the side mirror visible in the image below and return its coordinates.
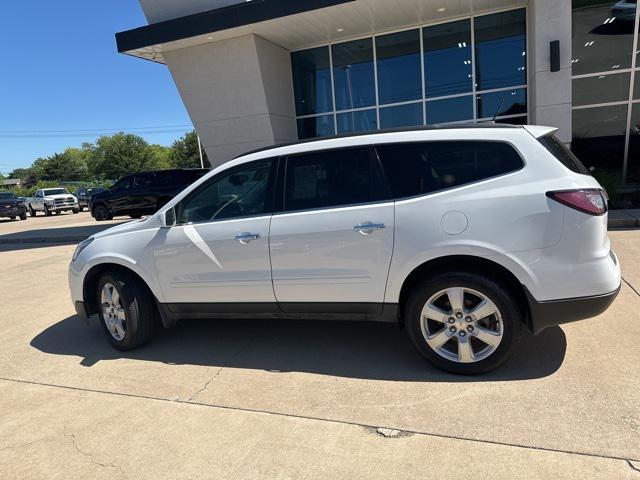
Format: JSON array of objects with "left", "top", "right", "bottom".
[{"left": 162, "top": 207, "right": 177, "bottom": 228}]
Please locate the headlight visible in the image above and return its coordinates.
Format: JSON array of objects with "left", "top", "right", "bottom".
[{"left": 72, "top": 238, "right": 94, "bottom": 262}]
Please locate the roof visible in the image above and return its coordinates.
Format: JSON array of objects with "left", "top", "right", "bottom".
[{"left": 236, "top": 123, "right": 523, "bottom": 159}]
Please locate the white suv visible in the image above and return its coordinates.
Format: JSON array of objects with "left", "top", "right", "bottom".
[{"left": 69, "top": 125, "right": 621, "bottom": 374}]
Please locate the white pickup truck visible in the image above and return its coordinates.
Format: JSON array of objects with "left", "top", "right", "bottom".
[{"left": 27, "top": 188, "right": 80, "bottom": 217}]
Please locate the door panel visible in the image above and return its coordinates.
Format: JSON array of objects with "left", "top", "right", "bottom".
[
  {"left": 154, "top": 216, "right": 275, "bottom": 304},
  {"left": 270, "top": 203, "right": 395, "bottom": 309}
]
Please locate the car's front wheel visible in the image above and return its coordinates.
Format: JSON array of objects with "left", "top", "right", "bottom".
[
  {"left": 97, "top": 270, "right": 158, "bottom": 350},
  {"left": 93, "top": 204, "right": 112, "bottom": 221},
  {"left": 29, "top": 206, "right": 37, "bottom": 217},
  {"left": 44, "top": 205, "right": 52, "bottom": 216},
  {"left": 19, "top": 212, "right": 27, "bottom": 221},
  {"left": 405, "top": 272, "right": 523, "bottom": 375}
]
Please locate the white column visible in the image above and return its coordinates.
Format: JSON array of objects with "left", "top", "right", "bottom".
[
  {"left": 528, "top": 0, "right": 573, "bottom": 143},
  {"left": 163, "top": 34, "right": 298, "bottom": 167}
]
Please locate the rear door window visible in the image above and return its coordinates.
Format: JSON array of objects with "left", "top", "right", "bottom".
[
  {"left": 376, "top": 141, "right": 524, "bottom": 199},
  {"left": 284, "top": 147, "right": 385, "bottom": 212},
  {"left": 538, "top": 134, "right": 590, "bottom": 175}
]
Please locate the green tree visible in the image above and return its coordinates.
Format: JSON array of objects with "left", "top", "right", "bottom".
[
  {"left": 169, "top": 131, "right": 209, "bottom": 169},
  {"left": 8, "top": 167, "right": 34, "bottom": 180},
  {"left": 150, "top": 144, "right": 171, "bottom": 169},
  {"left": 87, "top": 133, "right": 161, "bottom": 180},
  {"left": 31, "top": 148, "right": 89, "bottom": 182}
]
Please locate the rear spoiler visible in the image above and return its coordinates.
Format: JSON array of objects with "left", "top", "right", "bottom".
[{"left": 523, "top": 125, "right": 558, "bottom": 139}]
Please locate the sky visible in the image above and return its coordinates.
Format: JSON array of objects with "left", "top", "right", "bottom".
[{"left": 0, "top": 1, "right": 193, "bottom": 175}]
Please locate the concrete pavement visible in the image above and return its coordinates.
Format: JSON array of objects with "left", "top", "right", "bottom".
[{"left": 0, "top": 217, "right": 639, "bottom": 479}]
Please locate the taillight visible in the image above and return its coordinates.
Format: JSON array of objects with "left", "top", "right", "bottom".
[{"left": 546, "top": 189, "right": 608, "bottom": 216}]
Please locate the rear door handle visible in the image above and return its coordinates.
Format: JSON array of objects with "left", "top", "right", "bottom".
[
  {"left": 353, "top": 223, "right": 386, "bottom": 235},
  {"left": 235, "top": 232, "right": 260, "bottom": 244}
]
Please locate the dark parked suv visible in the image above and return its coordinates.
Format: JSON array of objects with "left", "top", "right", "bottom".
[{"left": 90, "top": 169, "right": 209, "bottom": 221}]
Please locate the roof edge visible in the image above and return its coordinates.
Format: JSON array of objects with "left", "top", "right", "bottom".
[{"left": 116, "top": 0, "right": 355, "bottom": 54}]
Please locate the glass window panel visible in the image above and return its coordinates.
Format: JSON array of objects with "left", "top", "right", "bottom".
[
  {"left": 291, "top": 47, "right": 334, "bottom": 116},
  {"left": 477, "top": 88, "right": 527, "bottom": 119},
  {"left": 376, "top": 141, "right": 524, "bottom": 199},
  {"left": 495, "top": 115, "right": 528, "bottom": 125},
  {"left": 628, "top": 104, "right": 640, "bottom": 184},
  {"left": 572, "top": 72, "right": 631, "bottom": 106},
  {"left": 474, "top": 9, "right": 527, "bottom": 91},
  {"left": 332, "top": 39, "right": 376, "bottom": 110},
  {"left": 178, "top": 160, "right": 273, "bottom": 224},
  {"left": 284, "top": 148, "right": 378, "bottom": 211},
  {"left": 426, "top": 95, "right": 474, "bottom": 124},
  {"left": 336, "top": 109, "right": 378, "bottom": 134},
  {"left": 376, "top": 30, "right": 422, "bottom": 104},
  {"left": 379, "top": 103, "right": 424, "bottom": 129},
  {"left": 297, "top": 115, "right": 335, "bottom": 140},
  {"left": 424, "top": 20, "right": 473, "bottom": 98},
  {"left": 571, "top": 1, "right": 636, "bottom": 76},
  {"left": 571, "top": 104, "right": 628, "bottom": 173}
]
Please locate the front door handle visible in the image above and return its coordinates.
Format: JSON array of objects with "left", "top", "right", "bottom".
[
  {"left": 235, "top": 232, "right": 260, "bottom": 245},
  {"left": 353, "top": 222, "right": 386, "bottom": 236}
]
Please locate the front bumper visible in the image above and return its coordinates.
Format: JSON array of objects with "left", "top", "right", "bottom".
[
  {"left": 0, "top": 205, "right": 26, "bottom": 217},
  {"left": 48, "top": 203, "right": 78, "bottom": 212},
  {"left": 526, "top": 285, "right": 621, "bottom": 335}
]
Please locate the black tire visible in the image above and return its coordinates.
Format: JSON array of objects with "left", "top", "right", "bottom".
[
  {"left": 29, "top": 205, "right": 37, "bottom": 217},
  {"left": 96, "top": 270, "right": 159, "bottom": 350},
  {"left": 44, "top": 205, "right": 52, "bottom": 217},
  {"left": 93, "top": 204, "right": 112, "bottom": 221},
  {"left": 55, "top": 211, "right": 60, "bottom": 215},
  {"left": 405, "top": 271, "right": 523, "bottom": 375},
  {"left": 9, "top": 216, "right": 15, "bottom": 220},
  {"left": 19, "top": 212, "right": 27, "bottom": 221},
  {"left": 73, "top": 208, "right": 80, "bottom": 214}
]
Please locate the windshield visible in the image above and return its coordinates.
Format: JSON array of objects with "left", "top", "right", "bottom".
[
  {"left": 43, "top": 189, "right": 70, "bottom": 196},
  {"left": 0, "top": 192, "right": 16, "bottom": 199}
]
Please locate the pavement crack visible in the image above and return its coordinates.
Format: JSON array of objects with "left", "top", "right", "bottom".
[
  {"left": 3, "top": 376, "right": 640, "bottom": 466},
  {"left": 628, "top": 460, "right": 640, "bottom": 474},
  {"left": 187, "top": 339, "right": 253, "bottom": 402},
  {"left": 623, "top": 277, "right": 640, "bottom": 298},
  {"left": 66, "top": 432, "right": 126, "bottom": 478}
]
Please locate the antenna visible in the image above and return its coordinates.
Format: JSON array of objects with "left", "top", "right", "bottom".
[{"left": 492, "top": 97, "right": 505, "bottom": 123}]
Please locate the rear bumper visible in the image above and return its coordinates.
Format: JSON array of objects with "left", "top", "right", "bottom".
[{"left": 525, "top": 285, "right": 621, "bottom": 335}]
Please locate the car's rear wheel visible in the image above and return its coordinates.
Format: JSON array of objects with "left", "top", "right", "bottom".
[
  {"left": 29, "top": 206, "right": 37, "bottom": 217},
  {"left": 405, "top": 272, "right": 523, "bottom": 375},
  {"left": 96, "top": 270, "right": 158, "bottom": 350},
  {"left": 93, "top": 204, "right": 112, "bottom": 221}
]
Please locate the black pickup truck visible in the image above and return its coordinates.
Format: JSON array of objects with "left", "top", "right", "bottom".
[
  {"left": 90, "top": 169, "right": 209, "bottom": 221},
  {"left": 0, "top": 192, "right": 28, "bottom": 221}
]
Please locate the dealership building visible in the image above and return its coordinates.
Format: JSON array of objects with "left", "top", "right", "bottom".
[{"left": 116, "top": 0, "right": 639, "bottom": 194}]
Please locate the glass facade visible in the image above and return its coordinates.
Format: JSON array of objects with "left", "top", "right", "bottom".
[
  {"left": 571, "top": 1, "right": 640, "bottom": 194},
  {"left": 292, "top": 8, "right": 528, "bottom": 140}
]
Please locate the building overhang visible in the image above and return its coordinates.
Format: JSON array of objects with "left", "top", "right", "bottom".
[
  {"left": 117, "top": 0, "right": 526, "bottom": 64},
  {"left": 117, "top": 0, "right": 355, "bottom": 63}
]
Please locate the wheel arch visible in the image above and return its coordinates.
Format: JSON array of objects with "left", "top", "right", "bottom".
[
  {"left": 82, "top": 263, "right": 170, "bottom": 328},
  {"left": 397, "top": 255, "right": 531, "bottom": 331}
]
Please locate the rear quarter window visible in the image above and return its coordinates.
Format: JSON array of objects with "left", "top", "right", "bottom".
[
  {"left": 376, "top": 141, "right": 524, "bottom": 200},
  {"left": 538, "top": 134, "right": 590, "bottom": 175}
]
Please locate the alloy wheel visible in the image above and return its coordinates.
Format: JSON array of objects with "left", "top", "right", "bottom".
[
  {"left": 420, "top": 287, "right": 504, "bottom": 364},
  {"left": 101, "top": 283, "right": 127, "bottom": 341}
]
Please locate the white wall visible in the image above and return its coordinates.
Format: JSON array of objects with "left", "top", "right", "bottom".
[
  {"left": 528, "top": 0, "right": 572, "bottom": 143},
  {"left": 163, "top": 34, "right": 298, "bottom": 167},
  {"left": 139, "top": 0, "right": 245, "bottom": 23}
]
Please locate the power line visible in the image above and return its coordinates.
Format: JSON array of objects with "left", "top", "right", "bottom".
[{"left": 0, "top": 125, "right": 194, "bottom": 139}]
